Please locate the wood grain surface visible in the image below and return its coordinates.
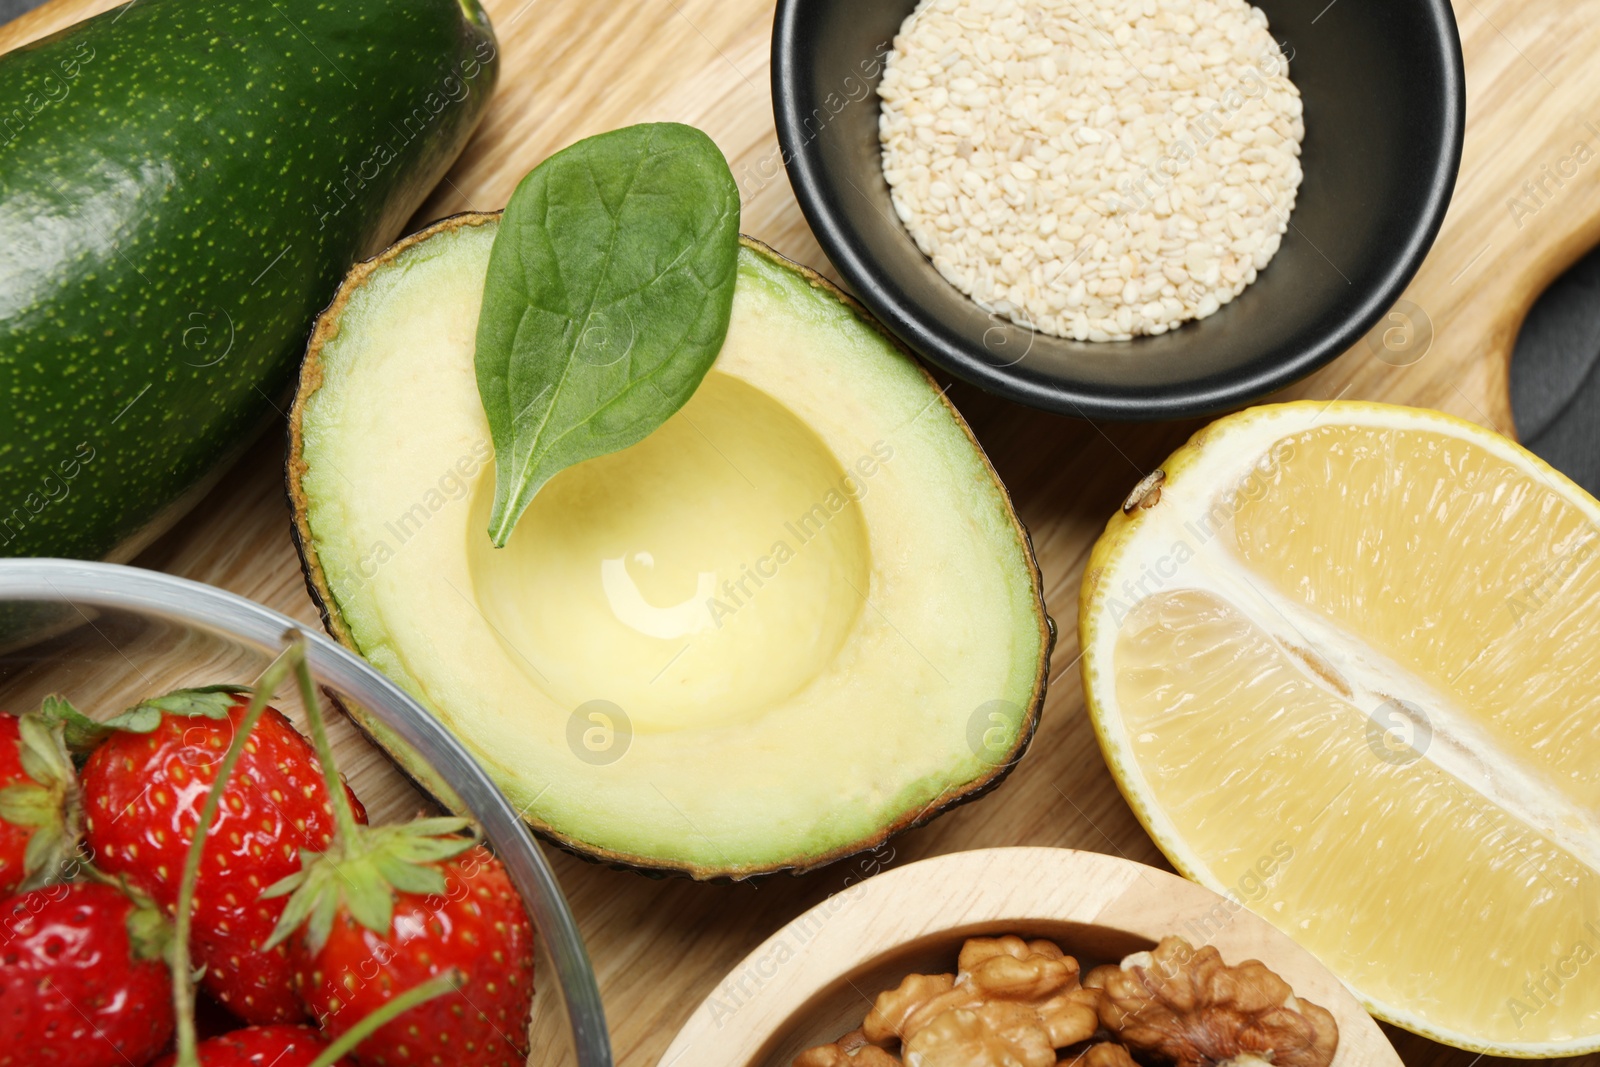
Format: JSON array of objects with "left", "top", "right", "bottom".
[{"left": 4, "top": 0, "right": 1599, "bottom": 1065}]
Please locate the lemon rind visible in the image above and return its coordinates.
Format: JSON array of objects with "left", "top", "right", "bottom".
[{"left": 1078, "top": 399, "right": 1600, "bottom": 1058}]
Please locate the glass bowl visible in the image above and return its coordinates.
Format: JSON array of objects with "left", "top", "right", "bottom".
[{"left": 0, "top": 557, "right": 612, "bottom": 1067}]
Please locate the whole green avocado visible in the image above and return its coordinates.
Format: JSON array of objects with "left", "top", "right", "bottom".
[{"left": 0, "top": 0, "right": 499, "bottom": 559}]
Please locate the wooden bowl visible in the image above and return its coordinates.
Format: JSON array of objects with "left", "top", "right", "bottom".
[{"left": 660, "top": 847, "right": 1400, "bottom": 1067}]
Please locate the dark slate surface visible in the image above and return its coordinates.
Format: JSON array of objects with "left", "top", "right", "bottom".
[
  {"left": 0, "top": 0, "right": 1595, "bottom": 491},
  {"left": 1510, "top": 248, "right": 1600, "bottom": 496}
]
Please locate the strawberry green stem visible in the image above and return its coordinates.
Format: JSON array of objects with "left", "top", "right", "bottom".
[
  {"left": 290, "top": 634, "right": 364, "bottom": 847},
  {"left": 306, "top": 970, "right": 462, "bottom": 1067},
  {"left": 172, "top": 642, "right": 302, "bottom": 1067}
]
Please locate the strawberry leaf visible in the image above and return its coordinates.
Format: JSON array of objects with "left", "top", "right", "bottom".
[
  {"left": 99, "top": 704, "right": 166, "bottom": 733},
  {"left": 34, "top": 696, "right": 105, "bottom": 755},
  {"left": 261, "top": 633, "right": 484, "bottom": 957},
  {"left": 307, "top": 890, "right": 340, "bottom": 958},
  {"left": 19, "top": 812, "right": 71, "bottom": 886},
  {"left": 18, "top": 708, "right": 78, "bottom": 785},
  {"left": 123, "top": 896, "right": 174, "bottom": 963},
  {"left": 399, "top": 816, "right": 473, "bottom": 838},
  {"left": 0, "top": 784, "right": 54, "bottom": 826},
  {"left": 129, "top": 684, "right": 250, "bottom": 720},
  {"left": 263, "top": 822, "right": 480, "bottom": 954},
  {"left": 342, "top": 860, "right": 396, "bottom": 940},
  {"left": 372, "top": 851, "right": 447, "bottom": 896},
  {"left": 36, "top": 691, "right": 218, "bottom": 754},
  {"left": 0, "top": 711, "right": 82, "bottom": 890}
]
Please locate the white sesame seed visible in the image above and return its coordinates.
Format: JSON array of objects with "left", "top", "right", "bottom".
[{"left": 878, "top": 0, "right": 1304, "bottom": 340}]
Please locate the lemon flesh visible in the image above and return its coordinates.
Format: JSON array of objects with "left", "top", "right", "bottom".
[
  {"left": 294, "top": 220, "right": 1049, "bottom": 878},
  {"left": 1081, "top": 403, "right": 1600, "bottom": 1056}
]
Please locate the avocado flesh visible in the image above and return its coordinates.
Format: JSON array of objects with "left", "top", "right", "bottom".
[{"left": 292, "top": 216, "right": 1050, "bottom": 878}]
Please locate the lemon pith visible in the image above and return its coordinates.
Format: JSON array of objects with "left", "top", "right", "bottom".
[{"left": 1081, "top": 401, "right": 1600, "bottom": 1057}]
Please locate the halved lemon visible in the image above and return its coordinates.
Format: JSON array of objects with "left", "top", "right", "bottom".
[{"left": 1080, "top": 401, "right": 1600, "bottom": 1057}]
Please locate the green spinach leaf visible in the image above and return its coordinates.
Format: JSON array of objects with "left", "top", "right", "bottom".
[{"left": 475, "top": 122, "right": 741, "bottom": 546}]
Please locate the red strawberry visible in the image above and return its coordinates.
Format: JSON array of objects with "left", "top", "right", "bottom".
[
  {"left": 274, "top": 839, "right": 534, "bottom": 1066},
  {"left": 152, "top": 1024, "right": 350, "bottom": 1066},
  {"left": 80, "top": 687, "right": 366, "bottom": 1025},
  {"left": 0, "top": 880, "right": 174, "bottom": 1066},
  {"left": 0, "top": 709, "right": 82, "bottom": 895}
]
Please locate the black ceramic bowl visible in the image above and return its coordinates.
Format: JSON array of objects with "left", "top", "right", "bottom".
[{"left": 772, "top": 0, "right": 1465, "bottom": 420}]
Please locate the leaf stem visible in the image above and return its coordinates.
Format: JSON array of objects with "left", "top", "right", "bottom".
[
  {"left": 306, "top": 970, "right": 462, "bottom": 1067},
  {"left": 172, "top": 642, "right": 301, "bottom": 1067},
  {"left": 288, "top": 632, "right": 364, "bottom": 846}
]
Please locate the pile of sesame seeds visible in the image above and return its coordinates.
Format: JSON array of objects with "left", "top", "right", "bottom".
[{"left": 878, "top": 0, "right": 1305, "bottom": 342}]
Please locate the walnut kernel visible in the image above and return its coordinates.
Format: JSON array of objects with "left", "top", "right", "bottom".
[
  {"left": 793, "top": 1028, "right": 901, "bottom": 1067},
  {"left": 1084, "top": 937, "right": 1338, "bottom": 1067}
]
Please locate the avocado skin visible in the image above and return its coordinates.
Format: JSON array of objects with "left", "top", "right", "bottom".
[{"left": 0, "top": 0, "right": 499, "bottom": 559}]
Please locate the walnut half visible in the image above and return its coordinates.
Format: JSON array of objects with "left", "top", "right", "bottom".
[
  {"left": 1083, "top": 937, "right": 1339, "bottom": 1067},
  {"left": 794, "top": 1028, "right": 901, "bottom": 1067},
  {"left": 1064, "top": 1043, "right": 1140, "bottom": 1067},
  {"left": 801, "top": 936, "right": 1102, "bottom": 1067}
]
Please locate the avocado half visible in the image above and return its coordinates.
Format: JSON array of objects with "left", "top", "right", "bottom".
[{"left": 288, "top": 213, "right": 1052, "bottom": 879}]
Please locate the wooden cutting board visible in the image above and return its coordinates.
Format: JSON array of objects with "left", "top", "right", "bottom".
[{"left": 4, "top": 0, "right": 1599, "bottom": 1064}]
